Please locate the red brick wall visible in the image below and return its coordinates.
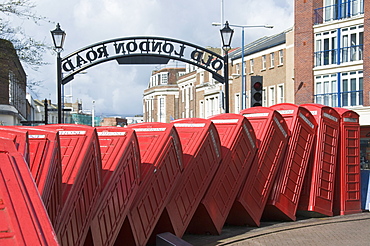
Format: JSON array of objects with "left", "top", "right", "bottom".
[
  {"left": 364, "top": 1, "right": 370, "bottom": 106},
  {"left": 294, "top": 0, "right": 322, "bottom": 104}
]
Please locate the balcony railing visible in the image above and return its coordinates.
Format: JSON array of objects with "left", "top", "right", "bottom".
[
  {"left": 314, "top": 90, "right": 363, "bottom": 107},
  {"left": 314, "top": 0, "right": 364, "bottom": 25},
  {"left": 314, "top": 44, "right": 363, "bottom": 67}
]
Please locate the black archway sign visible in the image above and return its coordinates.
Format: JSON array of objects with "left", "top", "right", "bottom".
[
  {"left": 57, "top": 36, "right": 229, "bottom": 123},
  {"left": 61, "top": 36, "right": 225, "bottom": 84}
]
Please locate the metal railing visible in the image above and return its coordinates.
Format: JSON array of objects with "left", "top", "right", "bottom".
[
  {"left": 314, "top": 90, "right": 363, "bottom": 107},
  {"left": 314, "top": 0, "right": 364, "bottom": 25},
  {"left": 314, "top": 44, "right": 363, "bottom": 67}
]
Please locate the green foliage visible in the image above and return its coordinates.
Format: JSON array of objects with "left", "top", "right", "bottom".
[{"left": 0, "top": 0, "right": 50, "bottom": 69}]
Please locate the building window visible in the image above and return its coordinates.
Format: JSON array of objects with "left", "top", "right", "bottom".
[
  {"left": 270, "top": 52, "right": 275, "bottom": 68},
  {"left": 199, "top": 100, "right": 204, "bottom": 118},
  {"left": 341, "top": 27, "right": 363, "bottom": 63},
  {"left": 279, "top": 50, "right": 284, "bottom": 65},
  {"left": 158, "top": 97, "right": 165, "bottom": 122},
  {"left": 341, "top": 71, "right": 363, "bottom": 106},
  {"left": 269, "top": 86, "right": 275, "bottom": 106},
  {"left": 236, "top": 63, "right": 240, "bottom": 74},
  {"left": 262, "top": 55, "right": 266, "bottom": 70},
  {"left": 262, "top": 88, "right": 267, "bottom": 107},
  {"left": 205, "top": 95, "right": 219, "bottom": 118},
  {"left": 314, "top": 74, "right": 338, "bottom": 107},
  {"left": 161, "top": 73, "right": 168, "bottom": 84},
  {"left": 235, "top": 93, "right": 241, "bottom": 113},
  {"left": 250, "top": 59, "right": 254, "bottom": 73},
  {"left": 277, "top": 84, "right": 284, "bottom": 103},
  {"left": 315, "top": 0, "right": 364, "bottom": 25}
]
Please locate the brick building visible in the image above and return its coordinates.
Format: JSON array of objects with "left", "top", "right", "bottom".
[
  {"left": 0, "top": 39, "right": 27, "bottom": 125},
  {"left": 143, "top": 67, "right": 186, "bottom": 122},
  {"left": 294, "top": 0, "right": 369, "bottom": 165}
]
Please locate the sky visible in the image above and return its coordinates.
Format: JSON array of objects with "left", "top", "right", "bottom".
[{"left": 11, "top": 0, "right": 294, "bottom": 117}]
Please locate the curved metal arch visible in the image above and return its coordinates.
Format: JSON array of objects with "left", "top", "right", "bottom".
[{"left": 61, "top": 36, "right": 225, "bottom": 84}]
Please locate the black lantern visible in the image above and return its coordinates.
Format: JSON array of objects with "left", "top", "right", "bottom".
[
  {"left": 220, "top": 21, "right": 234, "bottom": 51},
  {"left": 51, "top": 23, "right": 66, "bottom": 51}
]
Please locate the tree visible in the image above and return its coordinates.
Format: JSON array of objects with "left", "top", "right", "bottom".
[{"left": 0, "top": 0, "right": 49, "bottom": 69}]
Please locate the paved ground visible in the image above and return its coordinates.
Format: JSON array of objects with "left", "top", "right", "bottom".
[{"left": 182, "top": 211, "right": 370, "bottom": 245}]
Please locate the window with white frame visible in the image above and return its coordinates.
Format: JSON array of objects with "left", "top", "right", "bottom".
[
  {"left": 341, "top": 71, "right": 363, "bottom": 106},
  {"left": 314, "top": 74, "right": 338, "bottom": 107},
  {"left": 270, "top": 52, "right": 275, "bottom": 68},
  {"left": 262, "top": 55, "right": 266, "bottom": 70},
  {"left": 199, "top": 100, "right": 204, "bottom": 118},
  {"left": 341, "top": 25, "right": 363, "bottom": 63},
  {"left": 161, "top": 72, "right": 168, "bottom": 84},
  {"left": 236, "top": 63, "right": 240, "bottom": 75},
  {"left": 269, "top": 86, "right": 275, "bottom": 106},
  {"left": 277, "top": 84, "right": 284, "bottom": 103},
  {"left": 279, "top": 50, "right": 284, "bottom": 65},
  {"left": 205, "top": 95, "right": 219, "bottom": 118},
  {"left": 158, "top": 97, "right": 166, "bottom": 122},
  {"left": 262, "top": 88, "right": 267, "bottom": 107},
  {"left": 314, "top": 30, "right": 337, "bottom": 66},
  {"left": 250, "top": 59, "right": 254, "bottom": 73},
  {"left": 235, "top": 93, "right": 241, "bottom": 113}
]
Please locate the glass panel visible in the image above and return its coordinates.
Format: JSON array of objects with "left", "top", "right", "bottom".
[
  {"left": 350, "top": 78, "right": 357, "bottom": 106},
  {"left": 342, "top": 79, "right": 348, "bottom": 106}
]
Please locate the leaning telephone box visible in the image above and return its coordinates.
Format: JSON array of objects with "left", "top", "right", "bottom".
[
  {"left": 298, "top": 104, "right": 340, "bottom": 217},
  {"left": 19, "top": 127, "right": 62, "bottom": 227},
  {"left": 39, "top": 124, "right": 102, "bottom": 246},
  {"left": 122, "top": 123, "right": 183, "bottom": 246},
  {"left": 0, "top": 138, "right": 59, "bottom": 245},
  {"left": 333, "top": 108, "right": 361, "bottom": 216},
  {"left": 86, "top": 127, "right": 141, "bottom": 246},
  {"left": 227, "top": 107, "right": 289, "bottom": 227},
  {"left": 152, "top": 118, "right": 222, "bottom": 238},
  {"left": 263, "top": 104, "right": 317, "bottom": 221},
  {"left": 186, "top": 114, "right": 257, "bottom": 235},
  {"left": 0, "top": 126, "right": 29, "bottom": 164}
]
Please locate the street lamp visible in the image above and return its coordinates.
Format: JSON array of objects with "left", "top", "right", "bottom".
[
  {"left": 213, "top": 22, "right": 273, "bottom": 110},
  {"left": 51, "top": 23, "right": 66, "bottom": 124},
  {"left": 219, "top": 21, "right": 234, "bottom": 113}
]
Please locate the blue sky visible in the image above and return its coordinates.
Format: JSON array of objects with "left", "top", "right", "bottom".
[{"left": 13, "top": 0, "right": 294, "bottom": 116}]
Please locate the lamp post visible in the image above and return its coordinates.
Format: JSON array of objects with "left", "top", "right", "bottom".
[
  {"left": 213, "top": 22, "right": 273, "bottom": 109},
  {"left": 219, "top": 21, "right": 234, "bottom": 113},
  {"left": 51, "top": 23, "right": 66, "bottom": 124}
]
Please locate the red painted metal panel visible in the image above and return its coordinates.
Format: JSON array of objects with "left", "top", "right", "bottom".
[
  {"left": 298, "top": 104, "right": 340, "bottom": 217},
  {"left": 86, "top": 127, "right": 141, "bottom": 246},
  {"left": 333, "top": 108, "right": 361, "bottom": 215},
  {"left": 227, "top": 107, "right": 290, "bottom": 227},
  {"left": 122, "top": 123, "right": 183, "bottom": 246},
  {"left": 150, "top": 118, "right": 222, "bottom": 238},
  {"left": 0, "top": 126, "right": 29, "bottom": 164},
  {"left": 19, "top": 127, "right": 62, "bottom": 227},
  {"left": 38, "top": 124, "right": 102, "bottom": 246},
  {"left": 186, "top": 114, "right": 258, "bottom": 234},
  {"left": 0, "top": 138, "right": 59, "bottom": 245},
  {"left": 262, "top": 103, "right": 317, "bottom": 221}
]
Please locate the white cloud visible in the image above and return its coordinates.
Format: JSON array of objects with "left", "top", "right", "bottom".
[{"left": 19, "top": 0, "right": 293, "bottom": 116}]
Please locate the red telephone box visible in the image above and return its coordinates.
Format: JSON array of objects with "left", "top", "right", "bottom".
[
  {"left": 0, "top": 126, "right": 29, "bottom": 164},
  {"left": 0, "top": 138, "right": 59, "bottom": 245},
  {"left": 263, "top": 103, "right": 317, "bottom": 221},
  {"left": 186, "top": 114, "right": 257, "bottom": 235},
  {"left": 227, "top": 107, "right": 290, "bottom": 227},
  {"left": 333, "top": 108, "right": 361, "bottom": 215},
  {"left": 86, "top": 127, "right": 141, "bottom": 246},
  {"left": 123, "top": 123, "right": 183, "bottom": 246},
  {"left": 19, "top": 127, "right": 62, "bottom": 227},
  {"left": 298, "top": 104, "right": 340, "bottom": 217},
  {"left": 39, "top": 124, "right": 102, "bottom": 246},
  {"left": 151, "top": 118, "right": 222, "bottom": 238}
]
